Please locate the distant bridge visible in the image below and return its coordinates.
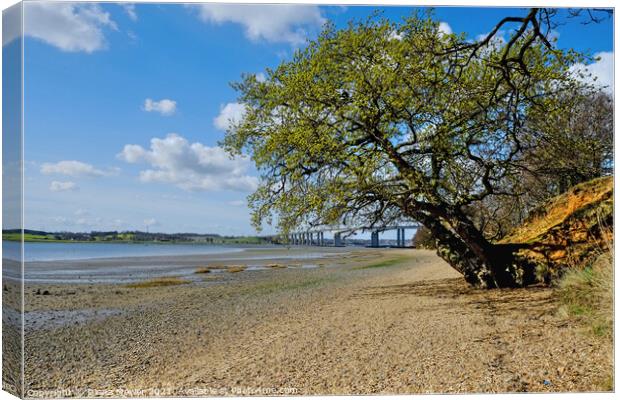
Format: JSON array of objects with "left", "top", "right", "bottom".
[{"left": 285, "top": 223, "right": 421, "bottom": 248}]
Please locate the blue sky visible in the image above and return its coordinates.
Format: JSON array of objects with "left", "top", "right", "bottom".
[{"left": 12, "top": 2, "right": 613, "bottom": 236}]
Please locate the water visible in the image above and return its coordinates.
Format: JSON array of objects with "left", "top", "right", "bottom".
[
  {"left": 4, "top": 241, "right": 247, "bottom": 262},
  {"left": 2, "top": 241, "right": 350, "bottom": 285}
]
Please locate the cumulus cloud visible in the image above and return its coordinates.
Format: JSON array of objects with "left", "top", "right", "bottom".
[
  {"left": 50, "top": 181, "right": 78, "bottom": 192},
  {"left": 570, "top": 51, "right": 614, "bottom": 95},
  {"left": 118, "top": 133, "right": 258, "bottom": 192},
  {"left": 438, "top": 22, "right": 452, "bottom": 35},
  {"left": 143, "top": 98, "right": 177, "bottom": 116},
  {"left": 23, "top": 2, "right": 117, "bottom": 53},
  {"left": 41, "top": 160, "right": 118, "bottom": 177},
  {"left": 214, "top": 102, "right": 247, "bottom": 131},
  {"left": 194, "top": 4, "right": 325, "bottom": 45}
]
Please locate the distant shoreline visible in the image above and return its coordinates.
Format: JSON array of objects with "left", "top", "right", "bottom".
[
  {"left": 2, "top": 232, "right": 273, "bottom": 245},
  {"left": 4, "top": 237, "right": 264, "bottom": 245}
]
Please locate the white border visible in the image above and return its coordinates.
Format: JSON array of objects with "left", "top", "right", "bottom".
[{"left": 0, "top": 1, "right": 616, "bottom": 400}]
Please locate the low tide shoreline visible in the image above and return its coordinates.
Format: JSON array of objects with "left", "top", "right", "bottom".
[
  {"left": 3, "top": 248, "right": 612, "bottom": 395},
  {"left": 8, "top": 246, "right": 358, "bottom": 284}
]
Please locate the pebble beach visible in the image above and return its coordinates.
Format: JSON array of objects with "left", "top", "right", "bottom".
[{"left": 3, "top": 248, "right": 612, "bottom": 396}]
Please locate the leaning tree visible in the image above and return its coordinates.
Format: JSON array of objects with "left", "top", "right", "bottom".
[{"left": 223, "top": 9, "right": 601, "bottom": 288}]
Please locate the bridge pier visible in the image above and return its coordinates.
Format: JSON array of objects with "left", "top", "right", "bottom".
[
  {"left": 396, "top": 228, "right": 406, "bottom": 247},
  {"left": 334, "top": 232, "right": 343, "bottom": 247},
  {"left": 370, "top": 231, "right": 380, "bottom": 247}
]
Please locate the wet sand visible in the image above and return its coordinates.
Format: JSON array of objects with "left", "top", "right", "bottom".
[
  {"left": 17, "top": 247, "right": 356, "bottom": 285},
  {"left": 7, "top": 248, "right": 612, "bottom": 395}
]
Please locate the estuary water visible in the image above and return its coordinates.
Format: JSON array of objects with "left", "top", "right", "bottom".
[
  {"left": 2, "top": 241, "right": 352, "bottom": 284},
  {"left": 4, "top": 241, "right": 247, "bottom": 262}
]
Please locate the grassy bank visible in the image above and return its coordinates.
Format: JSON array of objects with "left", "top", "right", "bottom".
[{"left": 557, "top": 250, "right": 613, "bottom": 337}]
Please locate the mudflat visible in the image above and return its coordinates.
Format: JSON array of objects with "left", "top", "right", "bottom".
[{"left": 15, "top": 248, "right": 611, "bottom": 395}]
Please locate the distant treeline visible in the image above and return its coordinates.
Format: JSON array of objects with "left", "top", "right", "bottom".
[{"left": 2, "top": 229, "right": 272, "bottom": 244}]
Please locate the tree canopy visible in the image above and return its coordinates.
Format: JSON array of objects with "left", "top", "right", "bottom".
[{"left": 223, "top": 10, "right": 608, "bottom": 288}]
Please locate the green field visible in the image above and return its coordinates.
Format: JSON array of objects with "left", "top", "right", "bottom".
[{"left": 3, "top": 233, "right": 58, "bottom": 242}]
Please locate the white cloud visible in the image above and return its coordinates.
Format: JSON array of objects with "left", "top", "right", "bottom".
[
  {"left": 143, "top": 98, "right": 177, "bottom": 116},
  {"left": 41, "top": 160, "right": 118, "bottom": 177},
  {"left": 121, "top": 4, "right": 137, "bottom": 21},
  {"left": 389, "top": 30, "right": 403, "bottom": 41},
  {"left": 214, "top": 102, "right": 246, "bottom": 131},
  {"left": 255, "top": 72, "right": 267, "bottom": 82},
  {"left": 228, "top": 200, "right": 246, "bottom": 207},
  {"left": 118, "top": 133, "right": 258, "bottom": 192},
  {"left": 194, "top": 4, "right": 325, "bottom": 45},
  {"left": 570, "top": 51, "right": 614, "bottom": 95},
  {"left": 50, "top": 181, "right": 78, "bottom": 192},
  {"left": 438, "top": 22, "right": 452, "bottom": 35},
  {"left": 24, "top": 2, "right": 117, "bottom": 53}
]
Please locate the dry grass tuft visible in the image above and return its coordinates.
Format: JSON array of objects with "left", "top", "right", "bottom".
[
  {"left": 194, "top": 267, "right": 215, "bottom": 274},
  {"left": 126, "top": 277, "right": 190, "bottom": 288},
  {"left": 267, "top": 263, "right": 287, "bottom": 269},
  {"left": 557, "top": 252, "right": 613, "bottom": 336},
  {"left": 557, "top": 225, "right": 613, "bottom": 338}
]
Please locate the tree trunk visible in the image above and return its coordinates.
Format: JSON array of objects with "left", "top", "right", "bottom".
[{"left": 414, "top": 212, "right": 536, "bottom": 288}]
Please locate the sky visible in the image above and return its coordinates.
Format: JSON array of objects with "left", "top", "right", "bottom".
[{"left": 6, "top": 2, "right": 614, "bottom": 236}]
